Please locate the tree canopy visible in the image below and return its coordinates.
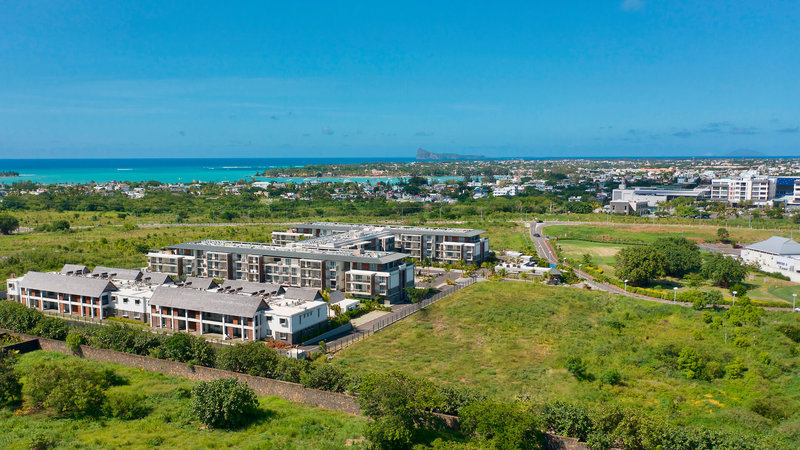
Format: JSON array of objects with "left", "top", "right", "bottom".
[{"left": 614, "top": 246, "right": 667, "bottom": 286}]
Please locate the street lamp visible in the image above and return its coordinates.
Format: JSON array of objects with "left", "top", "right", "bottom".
[
  {"left": 732, "top": 291, "right": 737, "bottom": 307},
  {"left": 624, "top": 279, "right": 629, "bottom": 292},
  {"left": 673, "top": 287, "right": 678, "bottom": 301}
]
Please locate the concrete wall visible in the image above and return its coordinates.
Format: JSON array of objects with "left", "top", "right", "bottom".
[{"left": 301, "top": 322, "right": 353, "bottom": 346}]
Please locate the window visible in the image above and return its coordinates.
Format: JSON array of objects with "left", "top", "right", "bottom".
[
  {"left": 280, "top": 318, "right": 288, "bottom": 326},
  {"left": 123, "top": 298, "right": 128, "bottom": 304},
  {"left": 135, "top": 299, "right": 141, "bottom": 305}
]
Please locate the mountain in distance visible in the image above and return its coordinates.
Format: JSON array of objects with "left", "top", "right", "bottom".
[
  {"left": 416, "top": 148, "right": 485, "bottom": 161},
  {"left": 724, "top": 148, "right": 769, "bottom": 158}
]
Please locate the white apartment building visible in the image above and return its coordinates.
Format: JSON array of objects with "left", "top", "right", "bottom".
[{"left": 710, "top": 174, "right": 776, "bottom": 204}]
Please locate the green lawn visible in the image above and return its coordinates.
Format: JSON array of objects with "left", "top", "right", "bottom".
[
  {"left": 1, "top": 351, "right": 367, "bottom": 450},
  {"left": 333, "top": 282, "right": 800, "bottom": 441},
  {"left": 554, "top": 240, "right": 627, "bottom": 273}
]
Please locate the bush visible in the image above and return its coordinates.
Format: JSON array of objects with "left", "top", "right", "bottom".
[
  {"left": 0, "top": 213, "right": 19, "bottom": 234},
  {"left": 725, "top": 358, "right": 747, "bottom": 379},
  {"left": 22, "top": 359, "right": 109, "bottom": 417},
  {"left": 0, "top": 300, "right": 43, "bottom": 333},
  {"left": 565, "top": 356, "right": 591, "bottom": 381},
  {"left": 676, "top": 347, "right": 705, "bottom": 380},
  {"left": 0, "top": 348, "right": 22, "bottom": 408},
  {"left": 300, "top": 363, "right": 350, "bottom": 393},
  {"left": 190, "top": 378, "right": 257, "bottom": 429},
  {"left": 436, "top": 384, "right": 486, "bottom": 416},
  {"left": 216, "top": 341, "right": 279, "bottom": 378},
  {"left": 157, "top": 332, "right": 215, "bottom": 367},
  {"left": 31, "top": 316, "right": 68, "bottom": 340},
  {"left": 65, "top": 332, "right": 85, "bottom": 352},
  {"left": 600, "top": 369, "right": 622, "bottom": 386},
  {"left": 105, "top": 392, "right": 150, "bottom": 420},
  {"left": 459, "top": 401, "right": 543, "bottom": 449},
  {"left": 542, "top": 401, "right": 594, "bottom": 442}
]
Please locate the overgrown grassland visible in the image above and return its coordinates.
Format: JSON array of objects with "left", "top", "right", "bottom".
[
  {"left": 333, "top": 282, "right": 800, "bottom": 439},
  {"left": 544, "top": 223, "right": 790, "bottom": 245},
  {"left": 1, "top": 351, "right": 367, "bottom": 450}
]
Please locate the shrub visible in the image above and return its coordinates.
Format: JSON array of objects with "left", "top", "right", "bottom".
[
  {"left": 0, "top": 348, "right": 22, "bottom": 408},
  {"left": 776, "top": 324, "right": 800, "bottom": 343},
  {"left": 190, "top": 378, "right": 257, "bottom": 429},
  {"left": 159, "top": 333, "right": 216, "bottom": 367},
  {"left": 541, "top": 401, "right": 594, "bottom": 442},
  {"left": 65, "top": 332, "right": 85, "bottom": 352},
  {"left": 459, "top": 401, "right": 543, "bottom": 449},
  {"left": 0, "top": 300, "right": 43, "bottom": 333},
  {"left": 300, "top": 363, "right": 350, "bottom": 393},
  {"left": 105, "top": 392, "right": 150, "bottom": 420},
  {"left": 565, "top": 356, "right": 591, "bottom": 381},
  {"left": 22, "top": 359, "right": 109, "bottom": 417},
  {"left": 725, "top": 358, "right": 747, "bottom": 379},
  {"left": 436, "top": 384, "right": 486, "bottom": 416},
  {"left": 0, "top": 213, "right": 19, "bottom": 234},
  {"left": 676, "top": 347, "right": 704, "bottom": 380},
  {"left": 216, "top": 341, "right": 279, "bottom": 378},
  {"left": 600, "top": 369, "right": 622, "bottom": 386},
  {"left": 31, "top": 316, "right": 68, "bottom": 340}
]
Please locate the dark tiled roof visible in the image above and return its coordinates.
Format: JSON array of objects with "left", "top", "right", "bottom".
[
  {"left": 20, "top": 271, "right": 116, "bottom": 298},
  {"left": 149, "top": 286, "right": 268, "bottom": 317}
]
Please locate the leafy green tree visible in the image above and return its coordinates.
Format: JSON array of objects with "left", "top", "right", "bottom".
[
  {"left": 614, "top": 247, "right": 667, "bottom": 286},
  {"left": 581, "top": 253, "right": 594, "bottom": 266},
  {"left": 22, "top": 359, "right": 109, "bottom": 417},
  {"left": 357, "top": 371, "right": 441, "bottom": 448},
  {"left": 725, "top": 358, "right": 747, "bottom": 379},
  {"left": 652, "top": 237, "right": 701, "bottom": 277},
  {"left": 31, "top": 316, "right": 68, "bottom": 340},
  {"left": 190, "top": 378, "right": 257, "bottom": 429},
  {"left": 600, "top": 369, "right": 622, "bottom": 386},
  {"left": 216, "top": 341, "right": 279, "bottom": 377},
  {"left": 701, "top": 254, "right": 747, "bottom": 288},
  {"left": 0, "top": 214, "right": 19, "bottom": 234},
  {"left": 0, "top": 300, "right": 42, "bottom": 333},
  {"left": 0, "top": 349, "right": 22, "bottom": 408},
  {"left": 677, "top": 347, "right": 705, "bottom": 380},
  {"left": 158, "top": 332, "right": 215, "bottom": 366},
  {"left": 300, "top": 363, "right": 350, "bottom": 393},
  {"left": 459, "top": 401, "right": 543, "bottom": 449},
  {"left": 716, "top": 227, "right": 731, "bottom": 243}
]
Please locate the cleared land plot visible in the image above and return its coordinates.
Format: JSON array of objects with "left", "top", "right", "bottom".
[
  {"left": 333, "top": 281, "right": 800, "bottom": 438},
  {"left": 544, "top": 224, "right": 790, "bottom": 246},
  {"left": 1, "top": 351, "right": 367, "bottom": 449}
]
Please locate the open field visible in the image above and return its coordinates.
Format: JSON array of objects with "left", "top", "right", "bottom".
[
  {"left": 554, "top": 240, "right": 627, "bottom": 273},
  {"left": 1, "top": 351, "right": 367, "bottom": 450},
  {"left": 544, "top": 223, "right": 791, "bottom": 246},
  {"left": 333, "top": 282, "right": 800, "bottom": 441}
]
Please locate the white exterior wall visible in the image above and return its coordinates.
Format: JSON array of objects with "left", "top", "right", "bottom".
[{"left": 740, "top": 249, "right": 800, "bottom": 282}]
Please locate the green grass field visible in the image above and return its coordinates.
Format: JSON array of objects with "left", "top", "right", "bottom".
[
  {"left": 333, "top": 282, "right": 800, "bottom": 440},
  {"left": 544, "top": 223, "right": 793, "bottom": 246},
  {"left": 1, "top": 351, "right": 367, "bottom": 450}
]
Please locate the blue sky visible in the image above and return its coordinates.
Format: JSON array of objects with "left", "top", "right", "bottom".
[{"left": 0, "top": 1, "right": 798, "bottom": 158}]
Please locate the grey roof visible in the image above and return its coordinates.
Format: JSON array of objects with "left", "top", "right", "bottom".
[
  {"left": 169, "top": 240, "right": 407, "bottom": 264},
  {"left": 20, "top": 271, "right": 116, "bottom": 298},
  {"left": 328, "top": 290, "right": 346, "bottom": 303},
  {"left": 295, "top": 222, "right": 486, "bottom": 238},
  {"left": 92, "top": 266, "right": 143, "bottom": 281},
  {"left": 142, "top": 273, "right": 174, "bottom": 286},
  {"left": 745, "top": 236, "right": 800, "bottom": 255},
  {"left": 149, "top": 286, "right": 268, "bottom": 317},
  {"left": 283, "top": 287, "right": 322, "bottom": 301},
  {"left": 183, "top": 277, "right": 218, "bottom": 290},
  {"left": 220, "top": 280, "right": 284, "bottom": 296},
  {"left": 60, "top": 264, "right": 88, "bottom": 275}
]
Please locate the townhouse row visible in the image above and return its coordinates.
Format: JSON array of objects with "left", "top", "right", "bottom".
[{"left": 6, "top": 265, "right": 335, "bottom": 344}]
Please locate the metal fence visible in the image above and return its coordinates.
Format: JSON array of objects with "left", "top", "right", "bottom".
[{"left": 325, "top": 278, "right": 478, "bottom": 353}]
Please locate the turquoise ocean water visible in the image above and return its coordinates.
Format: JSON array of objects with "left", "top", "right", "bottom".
[{"left": 0, "top": 157, "right": 440, "bottom": 185}]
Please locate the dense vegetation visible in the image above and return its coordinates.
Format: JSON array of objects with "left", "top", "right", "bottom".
[{"left": 334, "top": 282, "right": 800, "bottom": 447}]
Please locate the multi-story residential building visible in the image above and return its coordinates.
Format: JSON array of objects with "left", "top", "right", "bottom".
[
  {"left": 274, "top": 222, "right": 490, "bottom": 264},
  {"left": 149, "top": 239, "right": 414, "bottom": 302},
  {"left": 6, "top": 271, "right": 116, "bottom": 319},
  {"left": 148, "top": 283, "right": 328, "bottom": 343},
  {"left": 710, "top": 174, "right": 776, "bottom": 204}
]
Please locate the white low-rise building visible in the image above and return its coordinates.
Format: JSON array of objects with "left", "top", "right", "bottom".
[{"left": 740, "top": 236, "right": 800, "bottom": 282}]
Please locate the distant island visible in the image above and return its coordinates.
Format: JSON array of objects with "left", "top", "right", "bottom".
[
  {"left": 0, "top": 171, "right": 19, "bottom": 177},
  {"left": 416, "top": 148, "right": 485, "bottom": 161}
]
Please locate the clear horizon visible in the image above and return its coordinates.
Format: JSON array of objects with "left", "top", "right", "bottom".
[{"left": 1, "top": 2, "right": 798, "bottom": 158}]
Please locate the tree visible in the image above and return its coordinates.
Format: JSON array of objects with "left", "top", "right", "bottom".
[
  {"left": 677, "top": 347, "right": 705, "bottom": 380},
  {"left": 0, "top": 300, "right": 43, "bottom": 333},
  {"left": 300, "top": 363, "right": 350, "bottom": 393},
  {"left": 190, "top": 378, "right": 257, "bottom": 429},
  {"left": 357, "top": 371, "right": 441, "bottom": 448},
  {"left": 216, "top": 341, "right": 279, "bottom": 378},
  {"left": 717, "top": 228, "right": 731, "bottom": 243},
  {"left": 614, "top": 247, "right": 667, "bottom": 286},
  {"left": 652, "top": 237, "right": 701, "bottom": 278},
  {"left": 0, "top": 214, "right": 19, "bottom": 234},
  {"left": 0, "top": 349, "right": 22, "bottom": 408},
  {"left": 22, "top": 359, "right": 109, "bottom": 417},
  {"left": 459, "top": 401, "right": 543, "bottom": 449},
  {"left": 581, "top": 253, "right": 594, "bottom": 266},
  {"left": 701, "top": 254, "right": 747, "bottom": 288},
  {"left": 158, "top": 333, "right": 215, "bottom": 366}
]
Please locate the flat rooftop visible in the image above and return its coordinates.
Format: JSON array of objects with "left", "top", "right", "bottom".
[
  {"left": 169, "top": 239, "right": 406, "bottom": 264},
  {"left": 295, "top": 222, "right": 486, "bottom": 237}
]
